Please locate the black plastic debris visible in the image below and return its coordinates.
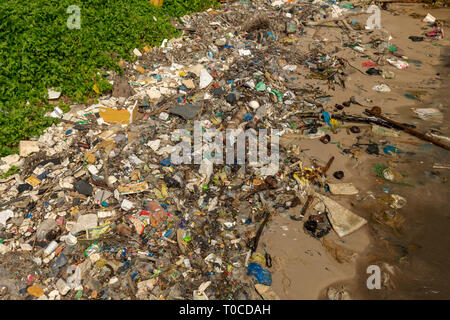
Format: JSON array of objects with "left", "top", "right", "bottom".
[
  {"left": 74, "top": 180, "right": 93, "bottom": 196},
  {"left": 304, "top": 214, "right": 331, "bottom": 239}
]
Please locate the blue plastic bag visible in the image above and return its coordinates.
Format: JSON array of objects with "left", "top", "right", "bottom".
[{"left": 247, "top": 262, "right": 272, "bottom": 286}]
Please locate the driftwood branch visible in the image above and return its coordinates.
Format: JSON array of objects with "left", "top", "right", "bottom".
[
  {"left": 365, "top": 108, "right": 450, "bottom": 151},
  {"left": 297, "top": 111, "right": 394, "bottom": 128}
]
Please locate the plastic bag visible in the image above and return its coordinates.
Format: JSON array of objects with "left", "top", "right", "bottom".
[{"left": 247, "top": 262, "right": 272, "bottom": 286}]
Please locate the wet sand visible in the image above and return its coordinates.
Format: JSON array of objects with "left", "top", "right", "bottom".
[{"left": 259, "top": 4, "right": 450, "bottom": 300}]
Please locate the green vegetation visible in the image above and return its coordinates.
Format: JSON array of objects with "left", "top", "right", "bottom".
[
  {"left": 0, "top": 0, "right": 219, "bottom": 157},
  {"left": 0, "top": 166, "right": 19, "bottom": 179}
]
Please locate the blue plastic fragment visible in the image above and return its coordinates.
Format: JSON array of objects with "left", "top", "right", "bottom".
[
  {"left": 160, "top": 158, "right": 171, "bottom": 166},
  {"left": 37, "top": 170, "right": 49, "bottom": 180},
  {"left": 267, "top": 31, "right": 277, "bottom": 41},
  {"left": 164, "top": 230, "right": 172, "bottom": 238},
  {"left": 383, "top": 145, "right": 402, "bottom": 155},
  {"left": 243, "top": 113, "right": 254, "bottom": 122},
  {"left": 322, "top": 111, "right": 331, "bottom": 126}
]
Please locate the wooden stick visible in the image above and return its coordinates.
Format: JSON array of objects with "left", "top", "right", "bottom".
[
  {"left": 251, "top": 211, "right": 271, "bottom": 253},
  {"left": 322, "top": 156, "right": 335, "bottom": 175},
  {"left": 365, "top": 108, "right": 450, "bottom": 151}
]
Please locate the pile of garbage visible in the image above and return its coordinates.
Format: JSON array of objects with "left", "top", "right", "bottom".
[{"left": 0, "top": 0, "right": 448, "bottom": 300}]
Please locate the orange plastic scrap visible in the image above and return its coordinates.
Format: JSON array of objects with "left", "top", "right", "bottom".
[
  {"left": 25, "top": 176, "right": 41, "bottom": 187},
  {"left": 27, "top": 285, "right": 44, "bottom": 298},
  {"left": 252, "top": 179, "right": 264, "bottom": 186},
  {"left": 144, "top": 201, "right": 168, "bottom": 227},
  {"left": 99, "top": 104, "right": 138, "bottom": 125},
  {"left": 117, "top": 181, "right": 149, "bottom": 194},
  {"left": 84, "top": 153, "right": 95, "bottom": 164}
]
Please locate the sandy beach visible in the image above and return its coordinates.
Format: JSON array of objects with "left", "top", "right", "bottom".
[{"left": 261, "top": 3, "right": 450, "bottom": 300}]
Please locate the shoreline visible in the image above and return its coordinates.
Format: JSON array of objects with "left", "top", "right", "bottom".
[{"left": 263, "top": 3, "right": 450, "bottom": 300}]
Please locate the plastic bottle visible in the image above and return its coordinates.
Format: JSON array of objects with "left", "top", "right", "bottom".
[
  {"left": 62, "top": 234, "right": 78, "bottom": 255},
  {"left": 44, "top": 241, "right": 58, "bottom": 256}
]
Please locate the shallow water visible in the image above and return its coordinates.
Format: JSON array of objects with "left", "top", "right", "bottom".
[{"left": 346, "top": 44, "right": 450, "bottom": 300}]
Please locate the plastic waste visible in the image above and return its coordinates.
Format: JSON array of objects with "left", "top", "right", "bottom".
[
  {"left": 246, "top": 262, "right": 272, "bottom": 286},
  {"left": 386, "top": 59, "right": 409, "bottom": 70},
  {"left": 373, "top": 84, "right": 391, "bottom": 92}
]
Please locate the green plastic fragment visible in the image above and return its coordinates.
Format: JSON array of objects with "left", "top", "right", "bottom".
[
  {"left": 387, "top": 45, "right": 398, "bottom": 52},
  {"left": 271, "top": 90, "right": 283, "bottom": 101},
  {"left": 255, "top": 82, "right": 266, "bottom": 92}
]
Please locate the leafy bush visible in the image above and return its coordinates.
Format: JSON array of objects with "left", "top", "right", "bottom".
[{"left": 0, "top": 0, "right": 219, "bottom": 157}]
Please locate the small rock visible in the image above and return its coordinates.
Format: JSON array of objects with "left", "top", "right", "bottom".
[
  {"left": 169, "top": 104, "right": 201, "bottom": 120},
  {"left": 211, "top": 87, "right": 226, "bottom": 97},
  {"left": 225, "top": 93, "right": 237, "bottom": 105},
  {"left": 74, "top": 180, "right": 93, "bottom": 196},
  {"left": 333, "top": 171, "right": 344, "bottom": 180}
]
